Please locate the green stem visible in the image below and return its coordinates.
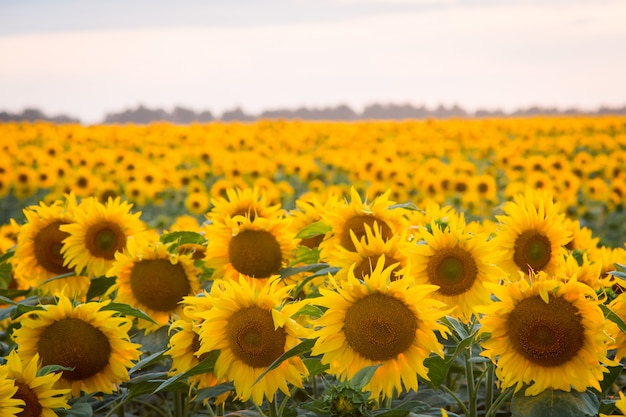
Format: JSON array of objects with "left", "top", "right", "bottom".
[
  {"left": 441, "top": 385, "right": 469, "bottom": 417},
  {"left": 485, "top": 362, "right": 495, "bottom": 412},
  {"left": 268, "top": 397, "right": 279, "bottom": 417},
  {"left": 174, "top": 392, "right": 183, "bottom": 417},
  {"left": 131, "top": 399, "right": 170, "bottom": 417},
  {"left": 464, "top": 351, "right": 477, "bottom": 417},
  {"left": 485, "top": 387, "right": 514, "bottom": 417},
  {"left": 215, "top": 402, "right": 225, "bottom": 417}
]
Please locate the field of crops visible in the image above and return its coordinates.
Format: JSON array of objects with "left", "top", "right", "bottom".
[{"left": 1, "top": 116, "right": 626, "bottom": 417}]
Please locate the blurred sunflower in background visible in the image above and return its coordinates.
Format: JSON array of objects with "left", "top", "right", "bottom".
[
  {"left": 12, "top": 194, "right": 91, "bottom": 299},
  {"left": 207, "top": 186, "right": 283, "bottom": 223},
  {"left": 1, "top": 350, "right": 70, "bottom": 417},
  {"left": 12, "top": 296, "right": 142, "bottom": 397},
  {"left": 478, "top": 273, "right": 614, "bottom": 396},
  {"left": 492, "top": 189, "right": 571, "bottom": 279},
  {"left": 107, "top": 237, "right": 201, "bottom": 332},
  {"left": 60, "top": 196, "right": 145, "bottom": 277},
  {"left": 311, "top": 258, "right": 448, "bottom": 400},
  {"left": 195, "top": 276, "right": 310, "bottom": 405}
]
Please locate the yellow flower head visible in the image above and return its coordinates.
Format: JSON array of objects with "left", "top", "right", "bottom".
[
  {"left": 3, "top": 349, "right": 70, "bottom": 417},
  {"left": 194, "top": 276, "right": 310, "bottom": 405},
  {"left": 478, "top": 273, "right": 614, "bottom": 396},
  {"left": 311, "top": 257, "right": 449, "bottom": 399},
  {"left": 492, "top": 189, "right": 571, "bottom": 279},
  {"left": 12, "top": 295, "right": 142, "bottom": 397},
  {"left": 107, "top": 237, "right": 201, "bottom": 332},
  {"left": 60, "top": 196, "right": 145, "bottom": 277}
]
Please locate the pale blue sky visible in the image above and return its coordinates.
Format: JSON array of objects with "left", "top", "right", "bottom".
[{"left": 1, "top": 0, "right": 624, "bottom": 123}]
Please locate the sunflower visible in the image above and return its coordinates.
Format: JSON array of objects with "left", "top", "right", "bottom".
[
  {"left": 60, "top": 196, "right": 145, "bottom": 278},
  {"left": 195, "top": 276, "right": 310, "bottom": 405},
  {"left": 311, "top": 258, "right": 448, "bottom": 400},
  {"left": 331, "top": 224, "right": 413, "bottom": 283},
  {"left": 185, "top": 191, "right": 211, "bottom": 216},
  {"left": 318, "top": 188, "right": 408, "bottom": 264},
  {"left": 207, "top": 186, "right": 283, "bottom": 223},
  {"left": 12, "top": 195, "right": 91, "bottom": 299},
  {"left": 12, "top": 295, "right": 142, "bottom": 397},
  {"left": 107, "top": 237, "right": 201, "bottom": 332},
  {"left": 410, "top": 221, "right": 502, "bottom": 322},
  {"left": 203, "top": 213, "right": 296, "bottom": 284},
  {"left": 606, "top": 293, "right": 626, "bottom": 361},
  {"left": 491, "top": 189, "right": 571, "bottom": 279},
  {"left": 2, "top": 350, "right": 70, "bottom": 417},
  {"left": 556, "top": 252, "right": 602, "bottom": 291},
  {"left": 477, "top": 273, "right": 614, "bottom": 396},
  {"left": 167, "top": 316, "right": 222, "bottom": 391},
  {"left": 0, "top": 365, "right": 23, "bottom": 417}
]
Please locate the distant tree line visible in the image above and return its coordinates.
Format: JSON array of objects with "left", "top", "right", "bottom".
[{"left": 2, "top": 103, "right": 626, "bottom": 125}]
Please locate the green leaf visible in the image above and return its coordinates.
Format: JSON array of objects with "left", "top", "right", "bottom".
[
  {"left": 422, "top": 356, "right": 450, "bottom": 389},
  {"left": 294, "top": 246, "right": 321, "bottom": 264},
  {"left": 350, "top": 364, "right": 382, "bottom": 391},
  {"left": 10, "top": 303, "right": 44, "bottom": 320},
  {"left": 86, "top": 276, "right": 116, "bottom": 300},
  {"left": 195, "top": 382, "right": 235, "bottom": 403},
  {"left": 253, "top": 338, "right": 318, "bottom": 386},
  {"left": 279, "top": 263, "right": 331, "bottom": 279},
  {"left": 37, "top": 364, "right": 74, "bottom": 376},
  {"left": 609, "top": 270, "right": 626, "bottom": 280},
  {"left": 510, "top": 389, "right": 599, "bottom": 417},
  {"left": 41, "top": 271, "right": 77, "bottom": 284},
  {"left": 0, "top": 289, "right": 32, "bottom": 300},
  {"left": 600, "top": 304, "right": 626, "bottom": 334},
  {"left": 293, "top": 304, "right": 326, "bottom": 319},
  {"left": 65, "top": 403, "right": 93, "bottom": 417},
  {"left": 388, "top": 201, "right": 419, "bottom": 211},
  {"left": 0, "top": 295, "right": 18, "bottom": 305},
  {"left": 599, "top": 364, "right": 624, "bottom": 395},
  {"left": 129, "top": 349, "right": 167, "bottom": 375},
  {"left": 0, "top": 249, "right": 15, "bottom": 264},
  {"left": 160, "top": 231, "right": 207, "bottom": 250},
  {"left": 0, "top": 262, "right": 12, "bottom": 287},
  {"left": 295, "top": 221, "right": 331, "bottom": 239},
  {"left": 441, "top": 316, "right": 469, "bottom": 339},
  {"left": 303, "top": 358, "right": 330, "bottom": 376},
  {"left": 100, "top": 302, "right": 158, "bottom": 324},
  {"left": 372, "top": 410, "right": 409, "bottom": 417},
  {"left": 154, "top": 350, "right": 219, "bottom": 393}
]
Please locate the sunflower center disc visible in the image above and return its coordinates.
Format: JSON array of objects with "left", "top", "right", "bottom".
[
  {"left": 353, "top": 255, "right": 401, "bottom": 281},
  {"left": 344, "top": 293, "right": 417, "bottom": 361},
  {"left": 34, "top": 220, "right": 74, "bottom": 275},
  {"left": 228, "top": 229, "right": 282, "bottom": 278},
  {"left": 506, "top": 295, "right": 584, "bottom": 367},
  {"left": 227, "top": 306, "right": 286, "bottom": 368},
  {"left": 13, "top": 380, "right": 43, "bottom": 417},
  {"left": 86, "top": 221, "right": 126, "bottom": 260},
  {"left": 513, "top": 230, "right": 552, "bottom": 273},
  {"left": 130, "top": 259, "right": 192, "bottom": 312},
  {"left": 340, "top": 215, "right": 394, "bottom": 252},
  {"left": 428, "top": 247, "right": 478, "bottom": 296},
  {"left": 38, "top": 318, "right": 112, "bottom": 381}
]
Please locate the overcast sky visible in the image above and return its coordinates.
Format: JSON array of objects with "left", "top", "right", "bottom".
[{"left": 1, "top": 0, "right": 625, "bottom": 123}]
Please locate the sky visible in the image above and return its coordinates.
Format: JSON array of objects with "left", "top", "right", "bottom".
[{"left": 1, "top": 0, "right": 625, "bottom": 124}]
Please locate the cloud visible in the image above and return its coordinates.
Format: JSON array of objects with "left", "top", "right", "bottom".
[{"left": 0, "top": 0, "right": 625, "bottom": 122}]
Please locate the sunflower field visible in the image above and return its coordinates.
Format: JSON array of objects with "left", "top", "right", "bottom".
[{"left": 1, "top": 116, "right": 626, "bottom": 417}]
